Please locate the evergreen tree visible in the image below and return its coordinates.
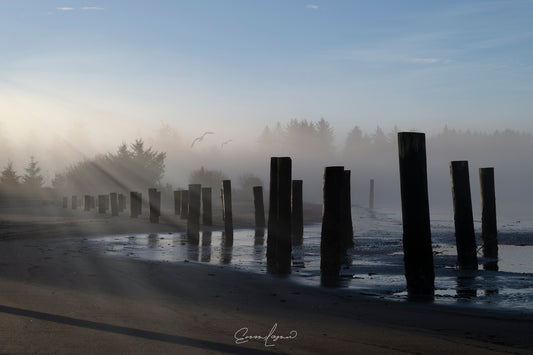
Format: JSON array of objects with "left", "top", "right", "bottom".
[
  {"left": 128, "top": 139, "right": 166, "bottom": 186},
  {"left": 0, "top": 161, "right": 19, "bottom": 187},
  {"left": 315, "top": 118, "right": 335, "bottom": 153},
  {"left": 345, "top": 125, "right": 365, "bottom": 151},
  {"left": 22, "top": 156, "right": 44, "bottom": 189},
  {"left": 51, "top": 173, "right": 66, "bottom": 190}
]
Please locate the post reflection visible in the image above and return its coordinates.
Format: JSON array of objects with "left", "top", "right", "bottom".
[
  {"left": 221, "top": 231, "right": 233, "bottom": 264},
  {"left": 201, "top": 231, "right": 212, "bottom": 263},
  {"left": 254, "top": 228, "right": 265, "bottom": 264},
  {"left": 456, "top": 271, "right": 477, "bottom": 298},
  {"left": 187, "top": 231, "right": 200, "bottom": 262},
  {"left": 292, "top": 245, "right": 305, "bottom": 269},
  {"left": 147, "top": 233, "right": 158, "bottom": 249}
]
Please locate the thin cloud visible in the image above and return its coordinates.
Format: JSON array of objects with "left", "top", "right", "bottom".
[
  {"left": 56, "top": 7, "right": 74, "bottom": 11},
  {"left": 82, "top": 7, "right": 104, "bottom": 11},
  {"left": 413, "top": 58, "right": 441, "bottom": 64},
  {"left": 306, "top": 4, "right": 319, "bottom": 10}
]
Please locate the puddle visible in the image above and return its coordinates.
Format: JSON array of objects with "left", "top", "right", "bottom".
[{"left": 86, "top": 207, "right": 533, "bottom": 314}]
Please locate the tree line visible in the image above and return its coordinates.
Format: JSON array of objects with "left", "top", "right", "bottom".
[
  {"left": 0, "top": 157, "right": 47, "bottom": 198},
  {"left": 1, "top": 119, "right": 532, "bottom": 200}
]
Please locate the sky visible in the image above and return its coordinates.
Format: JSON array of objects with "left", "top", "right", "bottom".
[{"left": 1, "top": 0, "right": 533, "bottom": 148}]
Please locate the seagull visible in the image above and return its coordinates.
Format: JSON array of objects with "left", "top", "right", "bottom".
[
  {"left": 190, "top": 131, "right": 215, "bottom": 148},
  {"left": 220, "top": 139, "right": 233, "bottom": 149}
]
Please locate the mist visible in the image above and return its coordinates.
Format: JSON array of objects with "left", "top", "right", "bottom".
[{"left": 1, "top": 117, "right": 532, "bottom": 222}]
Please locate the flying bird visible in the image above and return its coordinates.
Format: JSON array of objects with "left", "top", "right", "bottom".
[
  {"left": 220, "top": 139, "right": 233, "bottom": 149},
  {"left": 190, "top": 131, "right": 215, "bottom": 148}
]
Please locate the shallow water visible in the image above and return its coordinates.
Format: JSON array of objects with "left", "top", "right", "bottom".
[{"left": 88, "top": 206, "right": 533, "bottom": 314}]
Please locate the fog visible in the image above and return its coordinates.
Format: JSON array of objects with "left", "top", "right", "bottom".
[{"left": 2, "top": 118, "right": 532, "bottom": 221}]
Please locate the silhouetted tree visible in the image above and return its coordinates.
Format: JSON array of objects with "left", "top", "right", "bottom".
[
  {"left": 316, "top": 118, "right": 335, "bottom": 154},
  {"left": 0, "top": 161, "right": 19, "bottom": 187},
  {"left": 22, "top": 156, "right": 44, "bottom": 190},
  {"left": 189, "top": 167, "right": 225, "bottom": 188},
  {"left": 344, "top": 125, "right": 367, "bottom": 151},
  {"left": 123, "top": 139, "right": 166, "bottom": 185},
  {"left": 51, "top": 173, "right": 66, "bottom": 191},
  {"left": 57, "top": 139, "right": 166, "bottom": 194},
  {"left": 257, "top": 125, "right": 275, "bottom": 146},
  {"left": 372, "top": 126, "right": 389, "bottom": 146}
]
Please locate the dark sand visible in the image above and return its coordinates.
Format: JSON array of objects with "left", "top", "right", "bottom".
[{"left": 1, "top": 202, "right": 532, "bottom": 354}]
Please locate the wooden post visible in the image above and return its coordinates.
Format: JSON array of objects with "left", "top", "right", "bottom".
[
  {"left": 118, "top": 193, "right": 126, "bottom": 213},
  {"left": 174, "top": 190, "right": 181, "bottom": 216},
  {"left": 221, "top": 180, "right": 233, "bottom": 237},
  {"left": 188, "top": 184, "right": 201, "bottom": 235},
  {"left": 398, "top": 132, "right": 434, "bottom": 299},
  {"left": 321, "top": 166, "right": 345, "bottom": 284},
  {"left": 343, "top": 170, "right": 354, "bottom": 249},
  {"left": 450, "top": 161, "right": 478, "bottom": 270},
  {"left": 480, "top": 167, "right": 498, "bottom": 270},
  {"left": 62, "top": 197, "right": 68, "bottom": 208},
  {"left": 130, "top": 191, "right": 142, "bottom": 218},
  {"left": 369, "top": 179, "right": 375, "bottom": 209},
  {"left": 267, "top": 158, "right": 278, "bottom": 267},
  {"left": 84, "top": 195, "right": 91, "bottom": 211},
  {"left": 110, "top": 192, "right": 119, "bottom": 217},
  {"left": 98, "top": 195, "right": 107, "bottom": 214},
  {"left": 180, "top": 190, "right": 189, "bottom": 219},
  {"left": 267, "top": 157, "right": 292, "bottom": 274},
  {"left": 148, "top": 188, "right": 161, "bottom": 223},
  {"left": 71, "top": 196, "right": 77, "bottom": 210},
  {"left": 253, "top": 186, "right": 266, "bottom": 229},
  {"left": 202, "top": 187, "right": 212, "bottom": 225},
  {"left": 291, "top": 180, "right": 303, "bottom": 245}
]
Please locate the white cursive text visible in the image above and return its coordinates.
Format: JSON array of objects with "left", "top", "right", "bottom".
[{"left": 234, "top": 323, "right": 298, "bottom": 347}]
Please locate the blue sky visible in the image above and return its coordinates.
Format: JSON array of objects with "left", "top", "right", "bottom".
[{"left": 1, "top": 0, "right": 532, "bottom": 145}]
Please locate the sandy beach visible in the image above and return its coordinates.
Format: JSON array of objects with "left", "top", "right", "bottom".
[{"left": 1, "top": 202, "right": 532, "bottom": 354}]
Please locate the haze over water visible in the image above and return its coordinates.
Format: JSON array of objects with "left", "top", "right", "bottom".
[{"left": 1, "top": 1, "right": 533, "bottom": 217}]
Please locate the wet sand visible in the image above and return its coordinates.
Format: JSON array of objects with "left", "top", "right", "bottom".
[{"left": 1, "top": 203, "right": 532, "bottom": 354}]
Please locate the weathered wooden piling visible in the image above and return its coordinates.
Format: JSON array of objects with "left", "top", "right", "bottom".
[
  {"left": 130, "top": 191, "right": 142, "bottom": 218},
  {"left": 267, "top": 157, "right": 292, "bottom": 274},
  {"left": 110, "top": 192, "right": 119, "bottom": 217},
  {"left": 343, "top": 170, "right": 354, "bottom": 249},
  {"left": 321, "top": 166, "right": 345, "bottom": 284},
  {"left": 398, "top": 132, "right": 434, "bottom": 299},
  {"left": 62, "top": 197, "right": 68, "bottom": 208},
  {"left": 480, "top": 167, "right": 498, "bottom": 269},
  {"left": 84, "top": 195, "right": 91, "bottom": 211},
  {"left": 118, "top": 193, "right": 126, "bottom": 213},
  {"left": 188, "top": 184, "right": 201, "bottom": 235},
  {"left": 369, "top": 179, "right": 375, "bottom": 209},
  {"left": 450, "top": 161, "right": 478, "bottom": 270},
  {"left": 148, "top": 188, "right": 161, "bottom": 223},
  {"left": 174, "top": 190, "right": 181, "bottom": 216},
  {"left": 202, "top": 187, "right": 212, "bottom": 225},
  {"left": 253, "top": 186, "right": 266, "bottom": 229},
  {"left": 291, "top": 180, "right": 303, "bottom": 245},
  {"left": 98, "top": 195, "right": 107, "bottom": 214},
  {"left": 180, "top": 190, "right": 189, "bottom": 219},
  {"left": 221, "top": 180, "right": 233, "bottom": 236}
]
